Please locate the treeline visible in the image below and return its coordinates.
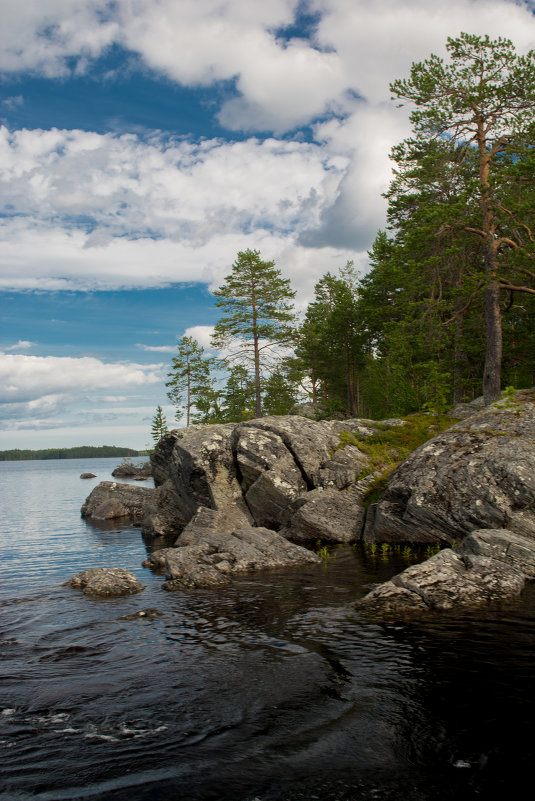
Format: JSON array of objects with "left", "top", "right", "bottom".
[
  {"left": 0, "top": 446, "right": 139, "bottom": 461},
  {"left": 160, "top": 34, "right": 535, "bottom": 430}
]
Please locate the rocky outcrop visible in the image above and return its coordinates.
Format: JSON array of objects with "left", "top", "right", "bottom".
[
  {"left": 357, "top": 529, "right": 535, "bottom": 614},
  {"left": 66, "top": 568, "right": 144, "bottom": 597},
  {"left": 111, "top": 461, "right": 151, "bottom": 479},
  {"left": 81, "top": 481, "right": 155, "bottom": 523},
  {"left": 365, "top": 391, "right": 535, "bottom": 545},
  {"left": 80, "top": 472, "right": 96, "bottom": 479},
  {"left": 142, "top": 416, "right": 377, "bottom": 543},
  {"left": 143, "top": 506, "right": 321, "bottom": 590}
]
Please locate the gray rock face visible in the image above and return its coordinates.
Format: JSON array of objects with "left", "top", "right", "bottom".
[
  {"left": 143, "top": 424, "right": 251, "bottom": 538},
  {"left": 233, "top": 425, "right": 307, "bottom": 528},
  {"left": 366, "top": 395, "right": 535, "bottom": 544},
  {"left": 236, "top": 415, "right": 341, "bottom": 489},
  {"left": 143, "top": 506, "right": 322, "bottom": 590},
  {"left": 81, "top": 481, "right": 155, "bottom": 522},
  {"left": 66, "top": 568, "right": 144, "bottom": 597},
  {"left": 280, "top": 485, "right": 366, "bottom": 543},
  {"left": 357, "top": 529, "right": 535, "bottom": 614}
]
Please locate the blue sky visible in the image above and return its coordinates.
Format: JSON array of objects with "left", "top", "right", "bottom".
[{"left": 1, "top": 0, "right": 534, "bottom": 449}]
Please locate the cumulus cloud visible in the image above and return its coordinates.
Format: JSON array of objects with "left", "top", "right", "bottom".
[
  {"left": 2, "top": 1, "right": 535, "bottom": 294},
  {"left": 0, "top": 352, "right": 164, "bottom": 405},
  {"left": 0, "top": 125, "right": 352, "bottom": 292},
  {"left": 0, "top": 127, "right": 343, "bottom": 240}
]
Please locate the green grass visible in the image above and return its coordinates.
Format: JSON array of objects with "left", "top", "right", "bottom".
[{"left": 336, "top": 413, "right": 459, "bottom": 507}]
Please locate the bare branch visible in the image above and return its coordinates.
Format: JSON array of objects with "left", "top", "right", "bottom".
[{"left": 497, "top": 278, "right": 535, "bottom": 295}]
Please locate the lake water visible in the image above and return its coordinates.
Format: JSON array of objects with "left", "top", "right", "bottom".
[{"left": 1, "top": 458, "right": 534, "bottom": 800}]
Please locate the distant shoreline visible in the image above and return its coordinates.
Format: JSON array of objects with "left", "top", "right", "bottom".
[{"left": 0, "top": 446, "right": 142, "bottom": 461}]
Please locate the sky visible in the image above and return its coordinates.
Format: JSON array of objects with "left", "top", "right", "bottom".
[{"left": 1, "top": 0, "right": 535, "bottom": 450}]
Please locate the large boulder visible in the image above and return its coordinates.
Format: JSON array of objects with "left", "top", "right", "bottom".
[
  {"left": 232, "top": 425, "right": 307, "bottom": 528},
  {"left": 81, "top": 481, "right": 155, "bottom": 523},
  {"left": 279, "top": 485, "right": 367, "bottom": 543},
  {"left": 357, "top": 528, "right": 535, "bottom": 614},
  {"left": 235, "top": 416, "right": 342, "bottom": 488},
  {"left": 66, "top": 568, "right": 144, "bottom": 597},
  {"left": 143, "top": 424, "right": 251, "bottom": 538},
  {"left": 365, "top": 391, "right": 535, "bottom": 544}
]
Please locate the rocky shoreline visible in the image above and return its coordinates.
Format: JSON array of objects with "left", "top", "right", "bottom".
[{"left": 78, "top": 390, "right": 535, "bottom": 609}]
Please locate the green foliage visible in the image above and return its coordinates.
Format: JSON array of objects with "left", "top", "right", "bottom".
[
  {"left": 295, "top": 264, "right": 364, "bottom": 416},
  {"left": 0, "top": 446, "right": 139, "bottom": 461},
  {"left": 212, "top": 249, "right": 296, "bottom": 417},
  {"left": 262, "top": 366, "right": 299, "bottom": 416},
  {"left": 334, "top": 414, "right": 457, "bottom": 508},
  {"left": 219, "top": 365, "right": 256, "bottom": 422},
  {"left": 390, "top": 32, "right": 535, "bottom": 402}
]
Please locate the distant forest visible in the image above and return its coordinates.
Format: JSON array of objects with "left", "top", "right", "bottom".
[{"left": 0, "top": 446, "right": 140, "bottom": 461}]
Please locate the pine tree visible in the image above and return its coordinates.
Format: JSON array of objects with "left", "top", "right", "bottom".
[
  {"left": 391, "top": 32, "right": 535, "bottom": 402},
  {"left": 166, "top": 336, "right": 214, "bottom": 426},
  {"left": 151, "top": 405, "right": 169, "bottom": 445},
  {"left": 296, "top": 267, "right": 364, "bottom": 415},
  {"left": 211, "top": 249, "right": 296, "bottom": 417}
]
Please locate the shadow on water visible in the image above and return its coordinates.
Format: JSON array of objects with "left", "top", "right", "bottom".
[{"left": 1, "top": 459, "right": 535, "bottom": 800}]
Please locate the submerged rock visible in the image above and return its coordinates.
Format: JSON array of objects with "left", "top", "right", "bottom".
[
  {"left": 357, "top": 529, "right": 535, "bottom": 614},
  {"left": 80, "top": 473, "right": 97, "bottom": 479},
  {"left": 66, "top": 568, "right": 144, "bottom": 597}
]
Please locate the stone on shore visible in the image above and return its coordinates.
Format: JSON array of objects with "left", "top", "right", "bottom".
[
  {"left": 66, "top": 568, "right": 144, "bottom": 597},
  {"left": 143, "top": 506, "right": 322, "bottom": 590},
  {"left": 357, "top": 529, "right": 535, "bottom": 614}
]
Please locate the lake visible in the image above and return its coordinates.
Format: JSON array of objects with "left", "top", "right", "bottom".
[{"left": 1, "top": 458, "right": 534, "bottom": 800}]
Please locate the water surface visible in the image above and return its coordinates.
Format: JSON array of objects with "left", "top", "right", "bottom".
[{"left": 1, "top": 459, "right": 534, "bottom": 800}]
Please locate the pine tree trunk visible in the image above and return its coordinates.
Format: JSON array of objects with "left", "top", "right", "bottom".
[
  {"left": 483, "top": 276, "right": 503, "bottom": 404},
  {"left": 253, "top": 333, "right": 262, "bottom": 418}
]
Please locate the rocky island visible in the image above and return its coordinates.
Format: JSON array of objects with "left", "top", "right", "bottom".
[{"left": 79, "top": 389, "right": 535, "bottom": 610}]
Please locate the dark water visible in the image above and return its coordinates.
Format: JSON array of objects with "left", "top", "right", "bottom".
[{"left": 1, "top": 459, "right": 534, "bottom": 800}]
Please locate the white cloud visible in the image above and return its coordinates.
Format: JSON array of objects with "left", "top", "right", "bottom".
[
  {"left": 183, "top": 325, "right": 216, "bottom": 350},
  {"left": 0, "top": 0, "right": 118, "bottom": 76},
  {"left": 137, "top": 344, "right": 176, "bottom": 353},
  {"left": 0, "top": 127, "right": 344, "bottom": 240},
  {"left": 2, "top": 1, "right": 535, "bottom": 296},
  {"left": 0, "top": 352, "right": 164, "bottom": 404},
  {"left": 4, "top": 340, "right": 33, "bottom": 351}
]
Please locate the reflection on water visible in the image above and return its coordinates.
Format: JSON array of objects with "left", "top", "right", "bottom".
[{"left": 1, "top": 459, "right": 534, "bottom": 800}]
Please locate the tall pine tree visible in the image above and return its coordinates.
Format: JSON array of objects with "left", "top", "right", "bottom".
[{"left": 211, "top": 249, "right": 295, "bottom": 417}]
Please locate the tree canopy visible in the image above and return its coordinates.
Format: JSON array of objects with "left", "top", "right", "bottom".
[{"left": 390, "top": 32, "right": 535, "bottom": 402}]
